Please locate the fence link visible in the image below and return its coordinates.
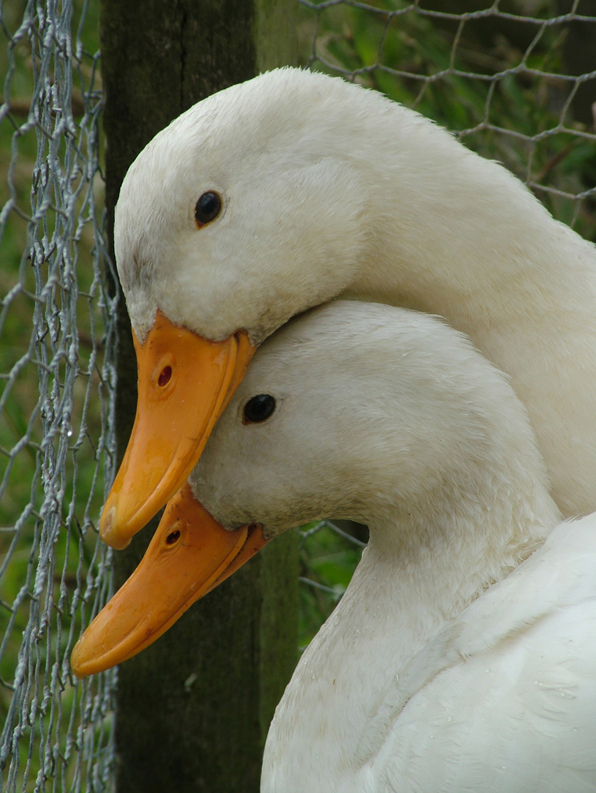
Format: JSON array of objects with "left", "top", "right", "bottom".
[
  {"left": 0, "top": 1, "right": 117, "bottom": 791},
  {"left": 1, "top": 0, "right": 596, "bottom": 790}
]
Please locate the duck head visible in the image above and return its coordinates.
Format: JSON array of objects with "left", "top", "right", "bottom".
[{"left": 101, "top": 69, "right": 376, "bottom": 549}]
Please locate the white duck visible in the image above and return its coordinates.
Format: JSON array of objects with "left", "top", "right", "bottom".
[
  {"left": 101, "top": 67, "right": 596, "bottom": 549},
  {"left": 73, "top": 301, "right": 596, "bottom": 792}
]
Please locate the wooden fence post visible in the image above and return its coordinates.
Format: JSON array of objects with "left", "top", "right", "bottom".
[{"left": 99, "top": 2, "right": 299, "bottom": 790}]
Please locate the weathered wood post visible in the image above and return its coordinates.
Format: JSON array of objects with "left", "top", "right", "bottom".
[{"left": 99, "top": 3, "right": 299, "bottom": 790}]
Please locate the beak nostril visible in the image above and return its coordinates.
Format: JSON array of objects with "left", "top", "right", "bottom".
[
  {"left": 158, "top": 365, "right": 173, "bottom": 387},
  {"left": 166, "top": 529, "right": 181, "bottom": 545}
]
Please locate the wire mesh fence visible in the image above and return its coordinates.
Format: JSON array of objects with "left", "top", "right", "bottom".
[
  {"left": 0, "top": 0, "right": 117, "bottom": 790},
  {"left": 1, "top": 0, "right": 595, "bottom": 790},
  {"left": 299, "top": 0, "right": 596, "bottom": 234}
]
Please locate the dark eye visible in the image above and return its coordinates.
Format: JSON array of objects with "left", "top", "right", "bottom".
[
  {"left": 195, "top": 191, "right": 222, "bottom": 228},
  {"left": 243, "top": 394, "right": 276, "bottom": 424}
]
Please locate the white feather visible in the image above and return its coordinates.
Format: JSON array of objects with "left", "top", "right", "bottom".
[{"left": 189, "top": 300, "right": 596, "bottom": 792}]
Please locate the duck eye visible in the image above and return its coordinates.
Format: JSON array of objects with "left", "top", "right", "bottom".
[
  {"left": 195, "top": 191, "right": 222, "bottom": 228},
  {"left": 243, "top": 394, "right": 276, "bottom": 424}
]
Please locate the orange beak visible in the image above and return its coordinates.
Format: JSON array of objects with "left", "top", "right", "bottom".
[
  {"left": 99, "top": 310, "right": 255, "bottom": 549},
  {"left": 72, "top": 483, "right": 269, "bottom": 678}
]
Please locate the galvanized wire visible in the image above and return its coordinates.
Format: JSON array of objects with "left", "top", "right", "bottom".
[{"left": 0, "top": 1, "right": 117, "bottom": 791}]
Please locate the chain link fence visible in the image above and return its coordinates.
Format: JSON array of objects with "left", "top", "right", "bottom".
[
  {"left": 0, "top": 0, "right": 117, "bottom": 790},
  {"left": 1, "top": 0, "right": 595, "bottom": 790}
]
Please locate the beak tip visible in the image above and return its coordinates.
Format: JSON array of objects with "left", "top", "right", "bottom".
[
  {"left": 70, "top": 638, "right": 90, "bottom": 679},
  {"left": 71, "top": 634, "right": 113, "bottom": 679},
  {"left": 100, "top": 505, "right": 131, "bottom": 550}
]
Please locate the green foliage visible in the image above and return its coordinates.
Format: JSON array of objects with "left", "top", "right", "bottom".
[{"left": 298, "top": 523, "right": 364, "bottom": 648}]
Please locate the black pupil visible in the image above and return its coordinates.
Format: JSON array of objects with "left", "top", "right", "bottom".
[
  {"left": 195, "top": 191, "right": 221, "bottom": 225},
  {"left": 244, "top": 394, "right": 276, "bottom": 423}
]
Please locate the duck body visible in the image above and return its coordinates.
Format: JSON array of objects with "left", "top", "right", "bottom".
[{"left": 115, "top": 67, "right": 596, "bottom": 522}]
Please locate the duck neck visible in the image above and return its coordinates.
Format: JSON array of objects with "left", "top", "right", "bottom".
[
  {"left": 314, "top": 418, "right": 559, "bottom": 683},
  {"left": 265, "top": 464, "right": 560, "bottom": 788},
  {"left": 340, "top": 109, "right": 596, "bottom": 519},
  {"left": 345, "top": 108, "right": 595, "bottom": 348},
  {"left": 361, "top": 481, "right": 556, "bottom": 652}
]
